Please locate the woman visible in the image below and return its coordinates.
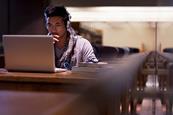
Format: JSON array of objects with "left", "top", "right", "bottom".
[{"left": 44, "top": 5, "right": 98, "bottom": 70}]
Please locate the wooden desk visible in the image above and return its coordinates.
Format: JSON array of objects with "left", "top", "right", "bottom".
[
  {"left": 0, "top": 68, "right": 124, "bottom": 115},
  {"left": 0, "top": 53, "right": 147, "bottom": 115},
  {"left": 0, "top": 70, "right": 102, "bottom": 115},
  {"left": 0, "top": 70, "right": 97, "bottom": 92}
]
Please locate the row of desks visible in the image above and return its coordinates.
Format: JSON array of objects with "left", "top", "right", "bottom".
[{"left": 0, "top": 53, "right": 147, "bottom": 115}]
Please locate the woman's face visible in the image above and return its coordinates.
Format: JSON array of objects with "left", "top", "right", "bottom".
[{"left": 46, "top": 16, "right": 67, "bottom": 40}]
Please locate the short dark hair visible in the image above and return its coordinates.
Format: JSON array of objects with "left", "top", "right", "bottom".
[{"left": 44, "top": 5, "right": 70, "bottom": 25}]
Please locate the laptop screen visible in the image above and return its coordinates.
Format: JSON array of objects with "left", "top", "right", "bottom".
[{"left": 2, "top": 35, "right": 57, "bottom": 72}]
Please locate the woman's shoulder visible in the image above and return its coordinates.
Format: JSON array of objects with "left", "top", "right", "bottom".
[
  {"left": 76, "top": 35, "right": 90, "bottom": 44},
  {"left": 74, "top": 35, "right": 91, "bottom": 50}
]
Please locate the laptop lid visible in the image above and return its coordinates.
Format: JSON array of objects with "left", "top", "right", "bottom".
[{"left": 2, "top": 35, "right": 57, "bottom": 72}]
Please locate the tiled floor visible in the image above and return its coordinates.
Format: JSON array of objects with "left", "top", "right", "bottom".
[
  {"left": 137, "top": 75, "right": 166, "bottom": 115},
  {"left": 137, "top": 99, "right": 165, "bottom": 115}
]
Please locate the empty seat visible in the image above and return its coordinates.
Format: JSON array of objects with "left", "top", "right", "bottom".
[
  {"left": 163, "top": 48, "right": 173, "bottom": 53},
  {"left": 92, "top": 45, "right": 119, "bottom": 60},
  {"left": 128, "top": 47, "right": 139, "bottom": 53}
]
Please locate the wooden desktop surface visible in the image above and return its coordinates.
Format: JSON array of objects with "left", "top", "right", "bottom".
[
  {"left": 0, "top": 69, "right": 98, "bottom": 92},
  {"left": 0, "top": 69, "right": 121, "bottom": 115},
  {"left": 0, "top": 69, "right": 102, "bottom": 115},
  {"left": 0, "top": 70, "right": 96, "bottom": 83}
]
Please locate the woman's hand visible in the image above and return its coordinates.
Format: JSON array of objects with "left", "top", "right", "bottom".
[{"left": 52, "top": 35, "right": 59, "bottom": 44}]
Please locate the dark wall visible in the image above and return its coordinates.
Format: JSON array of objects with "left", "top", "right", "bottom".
[
  {"left": 0, "top": 0, "right": 49, "bottom": 54},
  {"left": 0, "top": 0, "right": 9, "bottom": 54},
  {"left": 9, "top": 0, "right": 49, "bottom": 34},
  {"left": 0, "top": 0, "right": 49, "bottom": 36},
  {"left": 0, "top": 0, "right": 8, "bottom": 38}
]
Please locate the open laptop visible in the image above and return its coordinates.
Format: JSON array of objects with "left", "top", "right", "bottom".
[{"left": 2, "top": 35, "right": 66, "bottom": 72}]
